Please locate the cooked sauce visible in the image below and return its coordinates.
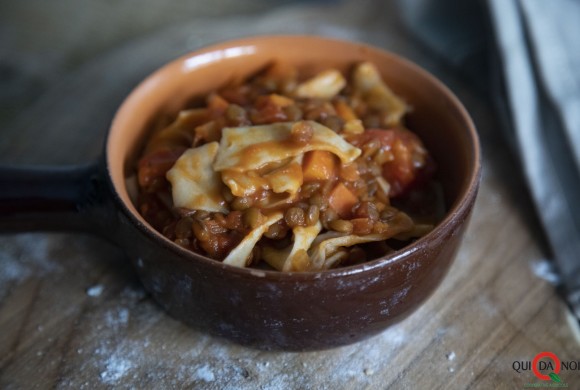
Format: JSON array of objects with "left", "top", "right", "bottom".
[{"left": 136, "top": 62, "right": 443, "bottom": 271}]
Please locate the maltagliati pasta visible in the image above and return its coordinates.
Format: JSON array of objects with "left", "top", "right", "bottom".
[{"left": 136, "top": 61, "right": 444, "bottom": 271}]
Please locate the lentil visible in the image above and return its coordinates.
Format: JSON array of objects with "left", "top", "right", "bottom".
[
  {"left": 231, "top": 196, "right": 254, "bottom": 211},
  {"left": 285, "top": 207, "right": 306, "bottom": 228},
  {"left": 329, "top": 219, "right": 354, "bottom": 233},
  {"left": 175, "top": 217, "right": 194, "bottom": 239},
  {"left": 305, "top": 205, "right": 320, "bottom": 226},
  {"left": 289, "top": 121, "right": 314, "bottom": 145},
  {"left": 243, "top": 207, "right": 264, "bottom": 229}
]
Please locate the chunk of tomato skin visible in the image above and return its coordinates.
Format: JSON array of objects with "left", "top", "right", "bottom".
[{"left": 382, "top": 138, "right": 414, "bottom": 197}]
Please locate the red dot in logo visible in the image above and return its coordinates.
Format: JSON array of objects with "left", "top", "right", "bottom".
[{"left": 532, "top": 352, "right": 561, "bottom": 381}]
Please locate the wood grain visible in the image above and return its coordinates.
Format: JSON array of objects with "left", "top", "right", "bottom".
[{"left": 1, "top": 1, "right": 579, "bottom": 388}]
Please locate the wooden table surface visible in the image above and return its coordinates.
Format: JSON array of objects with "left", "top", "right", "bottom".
[{"left": 1, "top": 1, "right": 579, "bottom": 388}]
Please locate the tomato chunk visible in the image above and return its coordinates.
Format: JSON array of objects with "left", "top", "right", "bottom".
[
  {"left": 138, "top": 148, "right": 186, "bottom": 192},
  {"left": 352, "top": 128, "right": 432, "bottom": 197}
]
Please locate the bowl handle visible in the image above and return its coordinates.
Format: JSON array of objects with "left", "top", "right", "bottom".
[{"left": 0, "top": 162, "right": 114, "bottom": 236}]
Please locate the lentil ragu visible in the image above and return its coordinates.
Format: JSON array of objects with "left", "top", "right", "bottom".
[{"left": 136, "top": 61, "right": 444, "bottom": 271}]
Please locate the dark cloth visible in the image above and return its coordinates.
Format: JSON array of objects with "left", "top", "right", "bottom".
[{"left": 400, "top": 0, "right": 580, "bottom": 316}]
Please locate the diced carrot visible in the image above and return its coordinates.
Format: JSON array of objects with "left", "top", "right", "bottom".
[
  {"left": 334, "top": 100, "right": 358, "bottom": 121},
  {"left": 269, "top": 94, "right": 295, "bottom": 107},
  {"left": 350, "top": 218, "right": 373, "bottom": 235},
  {"left": 302, "top": 151, "right": 337, "bottom": 182},
  {"left": 251, "top": 95, "right": 287, "bottom": 124},
  {"left": 207, "top": 93, "right": 229, "bottom": 115},
  {"left": 328, "top": 182, "right": 358, "bottom": 218}
]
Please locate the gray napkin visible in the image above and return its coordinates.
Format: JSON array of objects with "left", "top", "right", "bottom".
[{"left": 400, "top": 0, "right": 580, "bottom": 317}]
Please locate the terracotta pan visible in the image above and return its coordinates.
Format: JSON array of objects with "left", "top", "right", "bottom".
[{"left": 0, "top": 36, "right": 481, "bottom": 350}]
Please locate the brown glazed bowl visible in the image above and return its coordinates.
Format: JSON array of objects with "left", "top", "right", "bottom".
[{"left": 0, "top": 36, "right": 480, "bottom": 350}]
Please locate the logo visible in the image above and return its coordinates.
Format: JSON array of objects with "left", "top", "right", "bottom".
[
  {"left": 512, "top": 352, "right": 574, "bottom": 388},
  {"left": 532, "top": 352, "right": 561, "bottom": 383}
]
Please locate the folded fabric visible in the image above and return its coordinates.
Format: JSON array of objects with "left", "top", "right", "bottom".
[{"left": 399, "top": 0, "right": 580, "bottom": 317}]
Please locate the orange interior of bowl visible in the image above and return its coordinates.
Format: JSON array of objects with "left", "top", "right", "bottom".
[{"left": 107, "top": 35, "right": 479, "bottom": 259}]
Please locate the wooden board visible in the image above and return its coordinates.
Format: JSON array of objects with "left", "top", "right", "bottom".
[{"left": 1, "top": 2, "right": 579, "bottom": 388}]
